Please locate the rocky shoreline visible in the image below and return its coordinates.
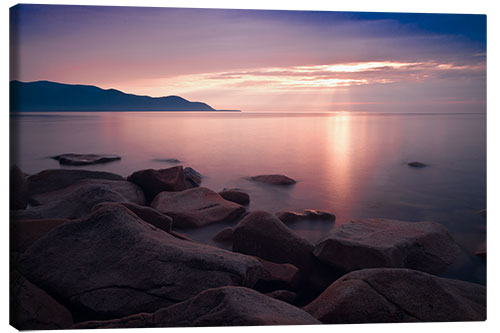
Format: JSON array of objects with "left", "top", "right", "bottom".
[{"left": 9, "top": 163, "right": 486, "bottom": 329}]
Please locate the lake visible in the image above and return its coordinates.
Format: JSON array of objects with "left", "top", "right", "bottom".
[{"left": 10, "top": 111, "right": 486, "bottom": 284}]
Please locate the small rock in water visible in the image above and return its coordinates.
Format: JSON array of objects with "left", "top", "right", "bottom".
[
  {"left": 247, "top": 174, "right": 296, "bottom": 185},
  {"left": 276, "top": 210, "right": 335, "bottom": 224},
  {"left": 219, "top": 188, "right": 250, "bottom": 205},
  {"left": 52, "top": 153, "right": 121, "bottom": 166},
  {"left": 153, "top": 158, "right": 181, "bottom": 163},
  {"left": 407, "top": 161, "right": 427, "bottom": 168}
]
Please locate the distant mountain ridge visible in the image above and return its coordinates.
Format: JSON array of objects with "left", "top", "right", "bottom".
[{"left": 10, "top": 80, "right": 216, "bottom": 112}]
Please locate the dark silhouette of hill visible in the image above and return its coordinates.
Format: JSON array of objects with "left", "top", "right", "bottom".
[{"left": 10, "top": 80, "right": 215, "bottom": 112}]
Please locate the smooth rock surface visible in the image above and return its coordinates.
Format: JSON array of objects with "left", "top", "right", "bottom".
[
  {"left": 219, "top": 188, "right": 250, "bottom": 205},
  {"left": 304, "top": 268, "right": 486, "bottom": 323},
  {"left": 10, "top": 270, "right": 73, "bottom": 330},
  {"left": 313, "top": 218, "right": 460, "bottom": 274},
  {"left": 30, "top": 179, "right": 146, "bottom": 206},
  {"left": 265, "top": 290, "right": 297, "bottom": 304},
  {"left": 27, "top": 169, "right": 123, "bottom": 196},
  {"left": 10, "top": 165, "right": 29, "bottom": 210},
  {"left": 127, "top": 166, "right": 188, "bottom": 202},
  {"left": 256, "top": 258, "right": 301, "bottom": 290},
  {"left": 233, "top": 211, "right": 314, "bottom": 272},
  {"left": 184, "top": 167, "right": 202, "bottom": 188},
  {"left": 247, "top": 174, "right": 296, "bottom": 185},
  {"left": 151, "top": 187, "right": 246, "bottom": 228},
  {"left": 12, "top": 183, "right": 127, "bottom": 220},
  {"left": 52, "top": 153, "right": 121, "bottom": 166},
  {"left": 10, "top": 218, "right": 71, "bottom": 253},
  {"left": 276, "top": 210, "right": 335, "bottom": 224},
  {"left": 93, "top": 202, "right": 173, "bottom": 233},
  {"left": 74, "top": 286, "right": 320, "bottom": 328},
  {"left": 18, "top": 204, "right": 264, "bottom": 320}
]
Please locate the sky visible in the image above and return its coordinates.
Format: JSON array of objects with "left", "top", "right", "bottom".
[{"left": 10, "top": 4, "right": 486, "bottom": 112}]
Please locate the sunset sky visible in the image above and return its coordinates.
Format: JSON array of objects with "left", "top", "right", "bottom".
[{"left": 10, "top": 5, "right": 486, "bottom": 112}]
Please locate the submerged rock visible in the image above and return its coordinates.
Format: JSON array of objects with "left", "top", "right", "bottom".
[
  {"left": 408, "top": 161, "right": 427, "bottom": 168},
  {"left": 233, "top": 211, "right": 314, "bottom": 273},
  {"left": 52, "top": 153, "right": 121, "bottom": 166},
  {"left": 12, "top": 183, "right": 127, "bottom": 220},
  {"left": 247, "top": 174, "right": 296, "bottom": 185},
  {"left": 151, "top": 187, "right": 246, "bottom": 228},
  {"left": 127, "top": 166, "right": 188, "bottom": 202},
  {"left": 10, "top": 165, "right": 29, "bottom": 210},
  {"left": 276, "top": 210, "right": 335, "bottom": 224},
  {"left": 18, "top": 204, "right": 263, "bottom": 320},
  {"left": 219, "top": 188, "right": 250, "bottom": 205},
  {"left": 153, "top": 158, "right": 181, "bottom": 164},
  {"left": 27, "top": 169, "right": 123, "bottom": 196},
  {"left": 74, "top": 286, "right": 320, "bottom": 328},
  {"left": 30, "top": 179, "right": 146, "bottom": 206},
  {"left": 10, "top": 270, "right": 73, "bottom": 330},
  {"left": 313, "top": 218, "right": 461, "bottom": 274},
  {"left": 304, "top": 268, "right": 486, "bottom": 323}
]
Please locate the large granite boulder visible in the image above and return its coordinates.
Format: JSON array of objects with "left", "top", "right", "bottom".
[
  {"left": 247, "top": 174, "right": 296, "bottom": 185},
  {"left": 151, "top": 187, "right": 246, "bottom": 228},
  {"left": 10, "top": 165, "right": 28, "bottom": 210},
  {"left": 73, "top": 286, "right": 320, "bottom": 328},
  {"left": 18, "top": 204, "right": 264, "bottom": 320},
  {"left": 219, "top": 188, "right": 250, "bottom": 205},
  {"left": 92, "top": 202, "right": 173, "bottom": 233},
  {"left": 27, "top": 169, "right": 123, "bottom": 196},
  {"left": 52, "top": 153, "right": 121, "bottom": 166},
  {"left": 30, "top": 179, "right": 146, "bottom": 206},
  {"left": 304, "top": 268, "right": 486, "bottom": 323},
  {"left": 233, "top": 211, "right": 314, "bottom": 273},
  {"left": 313, "top": 218, "right": 460, "bottom": 274},
  {"left": 127, "top": 166, "right": 188, "bottom": 202},
  {"left": 10, "top": 218, "right": 71, "bottom": 253},
  {"left": 11, "top": 183, "right": 127, "bottom": 220},
  {"left": 276, "top": 210, "right": 335, "bottom": 224},
  {"left": 10, "top": 270, "right": 73, "bottom": 330}
]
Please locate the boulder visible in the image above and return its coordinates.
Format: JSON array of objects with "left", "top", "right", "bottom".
[
  {"left": 304, "top": 268, "right": 486, "bottom": 323},
  {"left": 219, "top": 188, "right": 250, "bottom": 205},
  {"left": 256, "top": 258, "right": 301, "bottom": 290},
  {"left": 93, "top": 202, "right": 173, "bottom": 233},
  {"left": 247, "top": 174, "right": 296, "bottom": 185},
  {"left": 184, "top": 167, "right": 202, "bottom": 188},
  {"left": 233, "top": 211, "right": 314, "bottom": 273},
  {"left": 10, "top": 270, "right": 73, "bottom": 330},
  {"left": 11, "top": 183, "right": 127, "bottom": 220},
  {"left": 30, "top": 179, "right": 146, "bottom": 206},
  {"left": 408, "top": 161, "right": 427, "bottom": 168},
  {"left": 265, "top": 290, "right": 296, "bottom": 304},
  {"left": 313, "top": 218, "right": 460, "bottom": 274},
  {"left": 151, "top": 187, "right": 246, "bottom": 228},
  {"left": 52, "top": 153, "right": 121, "bottom": 166},
  {"left": 127, "top": 166, "right": 188, "bottom": 202},
  {"left": 27, "top": 169, "right": 123, "bottom": 196},
  {"left": 276, "top": 210, "right": 335, "bottom": 224},
  {"left": 10, "top": 165, "right": 28, "bottom": 210},
  {"left": 74, "top": 286, "right": 320, "bottom": 328},
  {"left": 213, "top": 227, "right": 234, "bottom": 243},
  {"left": 18, "top": 204, "right": 264, "bottom": 320},
  {"left": 10, "top": 218, "right": 71, "bottom": 253}
]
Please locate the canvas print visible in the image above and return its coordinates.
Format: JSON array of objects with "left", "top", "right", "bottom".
[{"left": 9, "top": 4, "right": 486, "bottom": 330}]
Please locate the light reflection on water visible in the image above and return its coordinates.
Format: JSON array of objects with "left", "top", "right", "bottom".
[{"left": 11, "top": 111, "right": 486, "bottom": 284}]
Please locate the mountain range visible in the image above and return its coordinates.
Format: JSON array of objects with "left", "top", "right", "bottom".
[{"left": 10, "top": 80, "right": 216, "bottom": 112}]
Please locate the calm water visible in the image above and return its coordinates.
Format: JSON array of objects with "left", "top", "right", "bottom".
[{"left": 11, "top": 112, "right": 486, "bottom": 284}]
